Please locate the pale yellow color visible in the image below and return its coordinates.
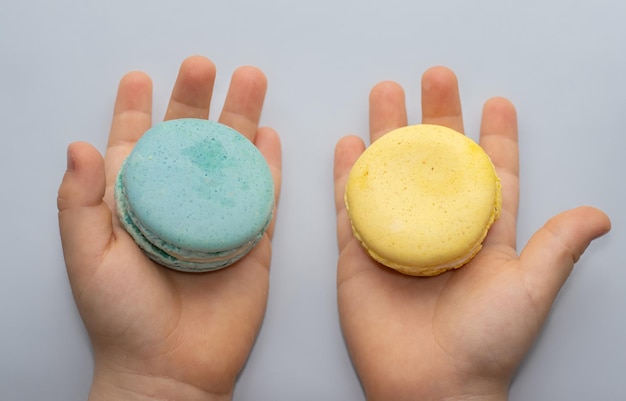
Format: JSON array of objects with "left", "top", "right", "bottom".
[{"left": 345, "top": 124, "right": 501, "bottom": 276}]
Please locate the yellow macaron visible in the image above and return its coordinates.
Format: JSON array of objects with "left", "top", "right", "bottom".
[{"left": 345, "top": 124, "right": 501, "bottom": 276}]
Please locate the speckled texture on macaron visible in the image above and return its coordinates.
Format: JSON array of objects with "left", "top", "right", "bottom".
[
  {"left": 345, "top": 124, "right": 501, "bottom": 276},
  {"left": 115, "top": 118, "right": 274, "bottom": 272}
]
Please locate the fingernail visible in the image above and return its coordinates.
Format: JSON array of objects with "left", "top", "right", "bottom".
[{"left": 66, "top": 146, "right": 76, "bottom": 171}]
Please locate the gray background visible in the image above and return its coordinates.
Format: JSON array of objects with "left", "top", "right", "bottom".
[{"left": 1, "top": 0, "right": 624, "bottom": 399}]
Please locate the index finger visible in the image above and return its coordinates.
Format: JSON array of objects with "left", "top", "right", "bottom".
[
  {"left": 479, "top": 97, "right": 519, "bottom": 250},
  {"left": 104, "top": 71, "right": 153, "bottom": 197}
]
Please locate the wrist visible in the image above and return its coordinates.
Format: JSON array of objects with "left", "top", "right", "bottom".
[
  {"left": 366, "top": 393, "right": 507, "bottom": 401},
  {"left": 88, "top": 365, "right": 232, "bottom": 401},
  {"left": 438, "top": 394, "right": 507, "bottom": 401},
  {"left": 363, "top": 377, "right": 508, "bottom": 401}
]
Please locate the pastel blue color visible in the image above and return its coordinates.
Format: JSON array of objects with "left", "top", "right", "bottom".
[{"left": 115, "top": 118, "right": 274, "bottom": 272}]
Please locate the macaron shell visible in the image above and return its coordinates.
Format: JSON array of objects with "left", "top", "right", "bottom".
[
  {"left": 116, "top": 118, "right": 274, "bottom": 272},
  {"left": 116, "top": 174, "right": 270, "bottom": 272},
  {"left": 345, "top": 124, "right": 501, "bottom": 276}
]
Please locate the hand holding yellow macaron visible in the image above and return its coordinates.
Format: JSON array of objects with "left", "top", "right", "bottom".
[{"left": 333, "top": 66, "right": 611, "bottom": 401}]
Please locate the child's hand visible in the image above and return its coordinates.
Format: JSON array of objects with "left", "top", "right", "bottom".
[
  {"left": 333, "top": 66, "right": 610, "bottom": 401},
  {"left": 57, "top": 56, "right": 281, "bottom": 401}
]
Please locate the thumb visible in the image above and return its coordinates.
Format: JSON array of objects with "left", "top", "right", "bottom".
[
  {"left": 58, "top": 142, "right": 114, "bottom": 287},
  {"left": 518, "top": 206, "right": 611, "bottom": 314}
]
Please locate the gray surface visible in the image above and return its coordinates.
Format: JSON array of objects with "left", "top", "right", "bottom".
[{"left": 1, "top": 0, "right": 624, "bottom": 400}]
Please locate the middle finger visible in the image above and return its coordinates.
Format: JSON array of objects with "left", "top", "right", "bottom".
[
  {"left": 420, "top": 66, "right": 464, "bottom": 133},
  {"left": 163, "top": 55, "right": 216, "bottom": 121}
]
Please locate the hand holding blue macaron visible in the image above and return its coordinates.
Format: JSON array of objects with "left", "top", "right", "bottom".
[{"left": 58, "top": 56, "right": 281, "bottom": 401}]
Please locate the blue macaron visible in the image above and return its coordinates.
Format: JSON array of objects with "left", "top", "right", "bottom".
[{"left": 115, "top": 118, "right": 274, "bottom": 272}]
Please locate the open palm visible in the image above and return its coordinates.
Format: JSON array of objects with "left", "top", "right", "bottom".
[
  {"left": 334, "top": 67, "right": 610, "bottom": 401},
  {"left": 58, "top": 56, "right": 281, "bottom": 400}
]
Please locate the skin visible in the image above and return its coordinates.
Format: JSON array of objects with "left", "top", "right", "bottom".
[
  {"left": 333, "top": 67, "right": 611, "bottom": 401},
  {"left": 57, "top": 56, "right": 281, "bottom": 401},
  {"left": 58, "top": 57, "right": 610, "bottom": 400}
]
